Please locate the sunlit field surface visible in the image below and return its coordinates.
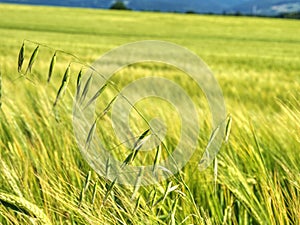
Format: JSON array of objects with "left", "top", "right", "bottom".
[{"left": 0, "top": 3, "right": 299, "bottom": 224}]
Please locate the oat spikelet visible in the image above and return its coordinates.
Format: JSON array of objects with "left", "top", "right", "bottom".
[
  {"left": 18, "top": 42, "right": 25, "bottom": 73},
  {"left": 47, "top": 52, "right": 56, "bottom": 83},
  {"left": 25, "top": 45, "right": 39, "bottom": 74},
  {"left": 53, "top": 65, "right": 70, "bottom": 107}
]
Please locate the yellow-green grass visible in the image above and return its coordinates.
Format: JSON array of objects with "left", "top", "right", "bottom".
[{"left": 0, "top": 3, "right": 299, "bottom": 224}]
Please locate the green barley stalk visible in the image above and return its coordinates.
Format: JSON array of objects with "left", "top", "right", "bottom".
[
  {"left": 0, "top": 69, "right": 2, "bottom": 109},
  {"left": 47, "top": 52, "right": 56, "bottom": 83},
  {"left": 170, "top": 196, "right": 179, "bottom": 225},
  {"left": 78, "top": 171, "right": 92, "bottom": 207},
  {"left": 91, "top": 181, "right": 98, "bottom": 205},
  {"left": 132, "top": 167, "right": 144, "bottom": 199},
  {"left": 53, "top": 65, "right": 70, "bottom": 108},
  {"left": 25, "top": 45, "right": 39, "bottom": 74},
  {"left": 18, "top": 42, "right": 25, "bottom": 73},
  {"left": 214, "top": 158, "right": 218, "bottom": 193},
  {"left": 153, "top": 181, "right": 177, "bottom": 207},
  {"left": 78, "top": 188, "right": 85, "bottom": 208},
  {"left": 150, "top": 188, "right": 157, "bottom": 209}
]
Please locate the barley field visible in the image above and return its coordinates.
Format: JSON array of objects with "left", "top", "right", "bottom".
[{"left": 0, "top": 3, "right": 299, "bottom": 225}]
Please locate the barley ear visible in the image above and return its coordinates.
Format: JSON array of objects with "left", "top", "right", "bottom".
[
  {"left": 18, "top": 42, "right": 25, "bottom": 73},
  {"left": 0, "top": 192, "right": 52, "bottom": 225},
  {"left": 0, "top": 69, "right": 2, "bottom": 109}
]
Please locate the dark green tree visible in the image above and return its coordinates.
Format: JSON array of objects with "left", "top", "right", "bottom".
[{"left": 110, "top": 1, "right": 129, "bottom": 10}]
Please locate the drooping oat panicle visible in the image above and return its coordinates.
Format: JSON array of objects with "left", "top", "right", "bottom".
[
  {"left": 78, "top": 187, "right": 84, "bottom": 208},
  {"left": 122, "top": 152, "right": 134, "bottom": 168},
  {"left": 77, "top": 69, "right": 83, "bottom": 88},
  {"left": 84, "top": 171, "right": 92, "bottom": 192},
  {"left": 83, "top": 84, "right": 107, "bottom": 110},
  {"left": 85, "top": 120, "right": 97, "bottom": 150},
  {"left": 132, "top": 129, "right": 151, "bottom": 160},
  {"left": 79, "top": 73, "right": 92, "bottom": 104},
  {"left": 198, "top": 125, "right": 220, "bottom": 170},
  {"left": 47, "top": 52, "right": 56, "bottom": 83},
  {"left": 133, "top": 129, "right": 150, "bottom": 152},
  {"left": 18, "top": 42, "right": 25, "bottom": 73},
  {"left": 78, "top": 171, "right": 92, "bottom": 207},
  {"left": 105, "top": 158, "right": 110, "bottom": 178},
  {"left": 103, "top": 177, "right": 117, "bottom": 205},
  {"left": 25, "top": 45, "right": 39, "bottom": 74},
  {"left": 224, "top": 114, "right": 232, "bottom": 143},
  {"left": 98, "top": 95, "right": 117, "bottom": 118},
  {"left": 133, "top": 195, "right": 141, "bottom": 214},
  {"left": 53, "top": 65, "right": 70, "bottom": 108},
  {"left": 153, "top": 144, "right": 161, "bottom": 172},
  {"left": 75, "top": 69, "right": 83, "bottom": 101},
  {"left": 122, "top": 129, "right": 150, "bottom": 167}
]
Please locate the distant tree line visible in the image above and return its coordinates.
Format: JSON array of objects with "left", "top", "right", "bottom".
[
  {"left": 186, "top": 10, "right": 300, "bottom": 19},
  {"left": 277, "top": 11, "right": 300, "bottom": 19},
  {"left": 108, "top": 1, "right": 300, "bottom": 20}
]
